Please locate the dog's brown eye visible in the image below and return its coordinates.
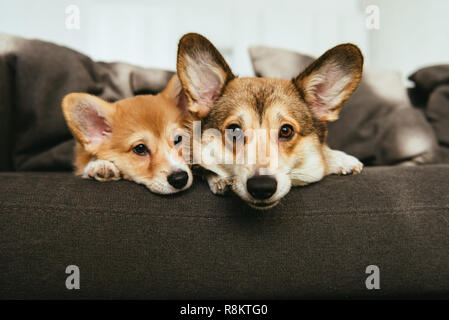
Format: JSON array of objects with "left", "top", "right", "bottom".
[
  {"left": 133, "top": 144, "right": 149, "bottom": 156},
  {"left": 174, "top": 135, "right": 183, "bottom": 145},
  {"left": 225, "top": 124, "right": 243, "bottom": 141},
  {"left": 279, "top": 124, "right": 294, "bottom": 139}
]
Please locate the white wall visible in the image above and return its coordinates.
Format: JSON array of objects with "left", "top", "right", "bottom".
[
  {"left": 367, "top": 0, "right": 449, "bottom": 78},
  {"left": 0, "top": 0, "right": 448, "bottom": 79}
]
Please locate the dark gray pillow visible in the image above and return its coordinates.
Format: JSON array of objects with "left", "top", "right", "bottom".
[
  {"left": 409, "top": 65, "right": 449, "bottom": 146},
  {"left": 0, "top": 33, "right": 174, "bottom": 171},
  {"left": 408, "top": 65, "right": 449, "bottom": 164},
  {"left": 249, "top": 46, "right": 438, "bottom": 165}
]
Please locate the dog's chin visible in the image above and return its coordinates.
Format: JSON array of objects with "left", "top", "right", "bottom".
[
  {"left": 247, "top": 200, "right": 280, "bottom": 210},
  {"left": 232, "top": 182, "right": 281, "bottom": 210},
  {"left": 135, "top": 178, "right": 192, "bottom": 195}
]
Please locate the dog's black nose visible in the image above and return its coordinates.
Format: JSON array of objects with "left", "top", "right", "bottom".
[
  {"left": 167, "top": 171, "right": 189, "bottom": 189},
  {"left": 246, "top": 175, "right": 277, "bottom": 200}
]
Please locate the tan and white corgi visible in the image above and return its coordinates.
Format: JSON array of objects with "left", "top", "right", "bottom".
[
  {"left": 176, "top": 33, "right": 364, "bottom": 209},
  {"left": 62, "top": 75, "right": 193, "bottom": 194}
]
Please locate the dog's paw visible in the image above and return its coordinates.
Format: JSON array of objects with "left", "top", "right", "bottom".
[
  {"left": 207, "top": 174, "right": 231, "bottom": 195},
  {"left": 82, "top": 159, "right": 121, "bottom": 182},
  {"left": 325, "top": 149, "right": 363, "bottom": 175}
]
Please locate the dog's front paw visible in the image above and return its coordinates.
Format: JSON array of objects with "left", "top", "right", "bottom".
[
  {"left": 326, "top": 149, "right": 363, "bottom": 175},
  {"left": 207, "top": 174, "right": 231, "bottom": 195},
  {"left": 82, "top": 159, "right": 121, "bottom": 182}
]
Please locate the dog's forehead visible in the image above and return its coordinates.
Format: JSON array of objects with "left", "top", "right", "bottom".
[
  {"left": 113, "top": 95, "right": 184, "bottom": 137},
  {"left": 227, "top": 77, "right": 300, "bottom": 105},
  {"left": 206, "top": 77, "right": 310, "bottom": 128}
]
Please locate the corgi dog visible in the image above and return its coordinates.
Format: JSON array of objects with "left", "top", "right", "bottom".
[
  {"left": 62, "top": 75, "right": 193, "bottom": 194},
  {"left": 176, "top": 33, "right": 364, "bottom": 209}
]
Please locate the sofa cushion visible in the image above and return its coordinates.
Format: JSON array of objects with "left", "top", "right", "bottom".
[{"left": 1, "top": 166, "right": 448, "bottom": 299}]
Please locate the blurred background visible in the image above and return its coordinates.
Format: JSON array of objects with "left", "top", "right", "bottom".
[{"left": 0, "top": 0, "right": 448, "bottom": 81}]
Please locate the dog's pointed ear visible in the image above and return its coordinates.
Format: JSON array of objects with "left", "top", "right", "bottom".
[
  {"left": 62, "top": 93, "right": 114, "bottom": 154},
  {"left": 161, "top": 74, "right": 188, "bottom": 112},
  {"left": 177, "top": 33, "right": 235, "bottom": 118},
  {"left": 294, "top": 43, "right": 363, "bottom": 122}
]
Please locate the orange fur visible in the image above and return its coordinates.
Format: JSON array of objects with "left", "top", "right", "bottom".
[{"left": 62, "top": 75, "right": 194, "bottom": 194}]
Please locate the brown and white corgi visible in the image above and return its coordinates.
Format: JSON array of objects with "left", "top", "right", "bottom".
[
  {"left": 62, "top": 75, "right": 194, "bottom": 194},
  {"left": 176, "top": 33, "right": 364, "bottom": 209}
]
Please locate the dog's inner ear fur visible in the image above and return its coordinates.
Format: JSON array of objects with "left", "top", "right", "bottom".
[
  {"left": 294, "top": 44, "right": 363, "bottom": 122},
  {"left": 63, "top": 94, "right": 113, "bottom": 153},
  {"left": 177, "top": 33, "right": 234, "bottom": 118}
]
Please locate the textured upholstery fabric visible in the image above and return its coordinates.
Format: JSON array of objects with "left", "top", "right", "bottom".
[{"left": 1, "top": 166, "right": 448, "bottom": 299}]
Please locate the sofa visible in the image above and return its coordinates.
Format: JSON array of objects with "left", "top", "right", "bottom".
[{"left": 1, "top": 33, "right": 448, "bottom": 299}]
